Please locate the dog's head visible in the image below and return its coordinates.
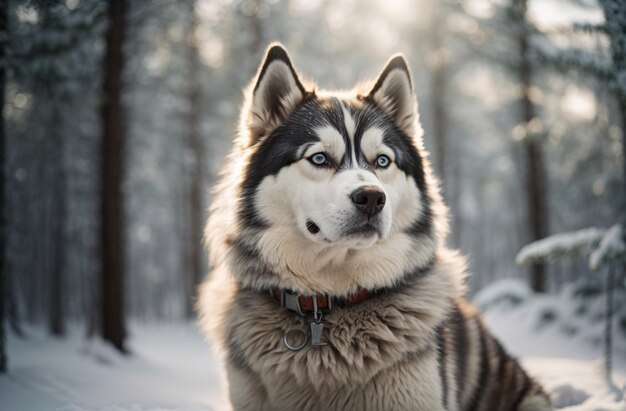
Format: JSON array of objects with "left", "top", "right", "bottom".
[{"left": 207, "top": 44, "right": 448, "bottom": 295}]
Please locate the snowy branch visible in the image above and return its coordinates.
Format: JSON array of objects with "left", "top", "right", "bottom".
[
  {"left": 571, "top": 22, "right": 608, "bottom": 34},
  {"left": 541, "top": 22, "right": 609, "bottom": 35},
  {"left": 589, "top": 224, "right": 626, "bottom": 271},
  {"left": 516, "top": 227, "right": 605, "bottom": 266},
  {"left": 517, "top": 224, "right": 626, "bottom": 271}
]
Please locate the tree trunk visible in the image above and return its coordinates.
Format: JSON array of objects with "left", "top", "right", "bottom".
[
  {"left": 184, "top": 4, "right": 204, "bottom": 318},
  {"left": 100, "top": 0, "right": 127, "bottom": 353},
  {"left": 430, "top": 7, "right": 447, "bottom": 185},
  {"left": 49, "top": 104, "right": 66, "bottom": 337},
  {"left": 429, "top": 4, "right": 456, "bottom": 245},
  {"left": 0, "top": 0, "right": 8, "bottom": 374},
  {"left": 516, "top": 0, "right": 548, "bottom": 293},
  {"left": 34, "top": 0, "right": 67, "bottom": 338}
]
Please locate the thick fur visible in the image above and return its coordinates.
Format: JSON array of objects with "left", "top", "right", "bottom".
[{"left": 199, "top": 43, "right": 551, "bottom": 411}]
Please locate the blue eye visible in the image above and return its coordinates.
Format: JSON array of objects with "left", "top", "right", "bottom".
[
  {"left": 376, "top": 154, "right": 391, "bottom": 168},
  {"left": 310, "top": 153, "right": 328, "bottom": 166}
]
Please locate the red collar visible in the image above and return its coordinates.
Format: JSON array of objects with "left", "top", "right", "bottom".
[{"left": 272, "top": 288, "right": 371, "bottom": 316}]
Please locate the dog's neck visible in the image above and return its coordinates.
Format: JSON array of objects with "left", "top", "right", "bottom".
[{"left": 228, "top": 225, "right": 437, "bottom": 297}]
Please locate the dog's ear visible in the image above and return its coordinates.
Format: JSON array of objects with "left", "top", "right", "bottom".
[
  {"left": 366, "top": 55, "right": 417, "bottom": 136},
  {"left": 247, "top": 43, "right": 306, "bottom": 143}
]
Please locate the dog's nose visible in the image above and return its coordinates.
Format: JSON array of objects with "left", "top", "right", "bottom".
[{"left": 351, "top": 186, "right": 386, "bottom": 216}]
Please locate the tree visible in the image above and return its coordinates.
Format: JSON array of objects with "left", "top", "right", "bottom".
[
  {"left": 18, "top": 0, "right": 72, "bottom": 337},
  {"left": 100, "top": 0, "right": 127, "bottom": 353},
  {"left": 429, "top": 3, "right": 449, "bottom": 194},
  {"left": 438, "top": 0, "right": 553, "bottom": 290},
  {"left": 41, "top": 1, "right": 67, "bottom": 337},
  {"left": 0, "top": 0, "right": 8, "bottom": 374},
  {"left": 183, "top": 1, "right": 205, "bottom": 318},
  {"left": 514, "top": 0, "right": 549, "bottom": 293}
]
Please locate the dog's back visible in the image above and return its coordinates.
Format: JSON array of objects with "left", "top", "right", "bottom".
[{"left": 439, "top": 299, "right": 549, "bottom": 411}]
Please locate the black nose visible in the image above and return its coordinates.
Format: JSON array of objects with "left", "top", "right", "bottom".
[{"left": 351, "top": 186, "right": 386, "bottom": 216}]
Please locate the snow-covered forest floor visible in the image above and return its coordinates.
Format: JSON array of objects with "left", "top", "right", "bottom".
[
  {"left": 0, "top": 324, "right": 228, "bottom": 411},
  {"left": 1, "top": 280, "right": 625, "bottom": 411}
]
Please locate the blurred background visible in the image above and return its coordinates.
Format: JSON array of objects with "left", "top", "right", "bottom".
[{"left": 1, "top": 0, "right": 625, "bottom": 400}]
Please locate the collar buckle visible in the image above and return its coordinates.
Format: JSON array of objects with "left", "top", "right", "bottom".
[{"left": 281, "top": 289, "right": 305, "bottom": 316}]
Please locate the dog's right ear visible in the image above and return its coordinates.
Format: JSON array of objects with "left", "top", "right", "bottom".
[{"left": 246, "top": 43, "right": 306, "bottom": 144}]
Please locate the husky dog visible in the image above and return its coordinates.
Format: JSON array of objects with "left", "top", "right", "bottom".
[{"left": 199, "top": 43, "right": 551, "bottom": 411}]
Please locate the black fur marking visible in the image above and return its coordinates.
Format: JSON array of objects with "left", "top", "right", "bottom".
[
  {"left": 403, "top": 344, "right": 436, "bottom": 363},
  {"left": 232, "top": 236, "right": 262, "bottom": 260},
  {"left": 227, "top": 332, "right": 252, "bottom": 371},
  {"left": 468, "top": 320, "right": 490, "bottom": 411},
  {"left": 241, "top": 254, "right": 436, "bottom": 302},
  {"left": 231, "top": 235, "right": 280, "bottom": 281},
  {"left": 487, "top": 337, "right": 508, "bottom": 409},
  {"left": 352, "top": 104, "right": 381, "bottom": 170},
  {"left": 364, "top": 103, "right": 433, "bottom": 239},
  {"left": 405, "top": 214, "right": 433, "bottom": 237},
  {"left": 378, "top": 121, "right": 432, "bottom": 237},
  {"left": 510, "top": 373, "right": 531, "bottom": 411},
  {"left": 436, "top": 324, "right": 449, "bottom": 410},
  {"left": 368, "top": 255, "right": 436, "bottom": 298},
  {"left": 452, "top": 302, "right": 468, "bottom": 409},
  {"left": 318, "top": 98, "right": 354, "bottom": 170},
  {"left": 238, "top": 97, "right": 322, "bottom": 228}
]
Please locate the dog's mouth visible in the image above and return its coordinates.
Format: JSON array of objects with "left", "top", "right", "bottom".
[
  {"left": 305, "top": 217, "right": 382, "bottom": 248},
  {"left": 344, "top": 223, "right": 381, "bottom": 238}
]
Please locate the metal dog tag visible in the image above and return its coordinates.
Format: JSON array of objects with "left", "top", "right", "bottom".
[
  {"left": 283, "top": 328, "right": 308, "bottom": 351},
  {"left": 310, "top": 321, "right": 327, "bottom": 346}
]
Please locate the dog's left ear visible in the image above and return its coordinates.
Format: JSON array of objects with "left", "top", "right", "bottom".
[
  {"left": 247, "top": 43, "right": 306, "bottom": 143},
  {"left": 366, "top": 55, "right": 417, "bottom": 136}
]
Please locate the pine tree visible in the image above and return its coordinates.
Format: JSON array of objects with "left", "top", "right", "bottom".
[
  {"left": 0, "top": 0, "right": 8, "bottom": 375},
  {"left": 453, "top": 0, "right": 551, "bottom": 291},
  {"left": 513, "top": 0, "right": 549, "bottom": 293},
  {"left": 100, "top": 0, "right": 127, "bottom": 353},
  {"left": 183, "top": 0, "right": 204, "bottom": 318}
]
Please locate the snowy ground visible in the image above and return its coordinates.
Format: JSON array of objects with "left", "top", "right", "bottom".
[
  {"left": 1, "top": 295, "right": 625, "bottom": 411},
  {"left": 0, "top": 323, "right": 228, "bottom": 411},
  {"left": 482, "top": 299, "right": 626, "bottom": 411}
]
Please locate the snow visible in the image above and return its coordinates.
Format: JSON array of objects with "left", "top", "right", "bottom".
[
  {"left": 473, "top": 277, "right": 533, "bottom": 311},
  {"left": 516, "top": 227, "right": 605, "bottom": 266},
  {"left": 589, "top": 224, "right": 626, "bottom": 271},
  {"left": 476, "top": 279, "right": 626, "bottom": 410},
  {"left": 523, "top": 358, "right": 625, "bottom": 410},
  {"left": 1, "top": 291, "right": 625, "bottom": 411},
  {"left": 516, "top": 224, "right": 626, "bottom": 272},
  {"left": 0, "top": 323, "right": 228, "bottom": 411}
]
